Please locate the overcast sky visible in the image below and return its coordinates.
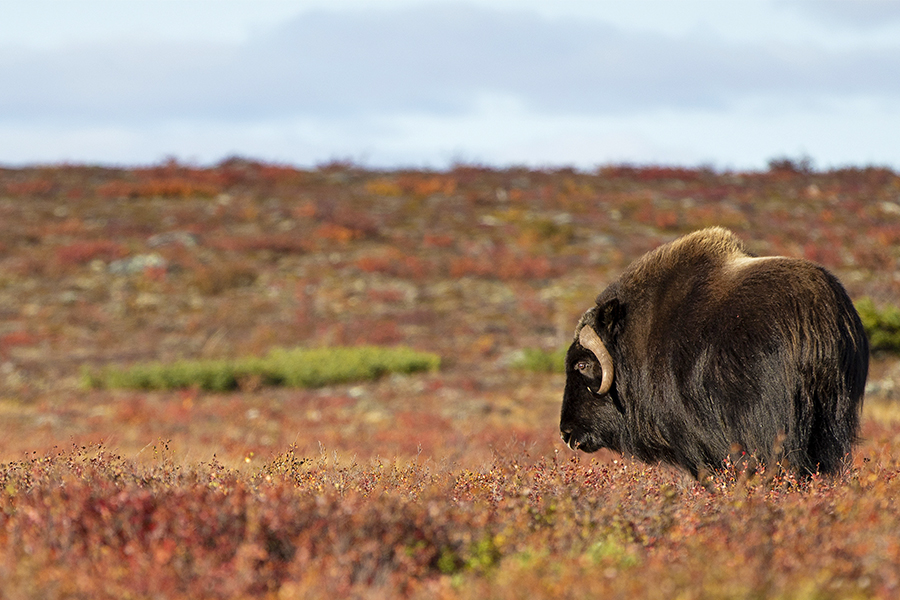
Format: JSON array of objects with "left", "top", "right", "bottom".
[{"left": 2, "top": 0, "right": 900, "bottom": 170}]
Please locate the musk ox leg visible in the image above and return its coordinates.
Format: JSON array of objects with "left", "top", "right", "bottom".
[{"left": 805, "top": 400, "right": 859, "bottom": 476}]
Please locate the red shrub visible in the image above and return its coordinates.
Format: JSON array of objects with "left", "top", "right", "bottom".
[
  {"left": 0, "top": 330, "right": 40, "bottom": 357},
  {"left": 211, "top": 234, "right": 311, "bottom": 255},
  {"left": 397, "top": 174, "right": 458, "bottom": 198},
  {"left": 314, "top": 223, "right": 362, "bottom": 244},
  {"left": 367, "top": 288, "right": 406, "bottom": 304},
  {"left": 803, "top": 243, "right": 842, "bottom": 267},
  {"left": 97, "top": 178, "right": 220, "bottom": 199},
  {"left": 356, "top": 250, "right": 431, "bottom": 279},
  {"left": 633, "top": 205, "right": 681, "bottom": 230},
  {"left": 333, "top": 318, "right": 403, "bottom": 346},
  {"left": 422, "top": 234, "right": 455, "bottom": 248},
  {"left": 449, "top": 246, "right": 556, "bottom": 280},
  {"left": 56, "top": 240, "right": 128, "bottom": 266},
  {"left": 600, "top": 165, "right": 705, "bottom": 182},
  {"left": 3, "top": 178, "right": 54, "bottom": 197},
  {"left": 356, "top": 253, "right": 396, "bottom": 274}
]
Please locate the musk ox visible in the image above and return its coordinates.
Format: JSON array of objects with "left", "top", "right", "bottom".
[{"left": 560, "top": 227, "right": 868, "bottom": 477}]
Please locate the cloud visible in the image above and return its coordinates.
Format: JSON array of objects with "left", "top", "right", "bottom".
[
  {"left": 784, "top": 0, "right": 900, "bottom": 29},
  {"left": 2, "top": 2, "right": 900, "bottom": 169},
  {"left": 2, "top": 2, "right": 900, "bottom": 127}
]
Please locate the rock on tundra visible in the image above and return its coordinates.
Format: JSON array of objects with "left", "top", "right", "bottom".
[{"left": 560, "top": 227, "right": 868, "bottom": 477}]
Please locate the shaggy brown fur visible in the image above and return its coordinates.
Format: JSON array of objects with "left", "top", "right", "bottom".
[{"left": 561, "top": 227, "right": 868, "bottom": 477}]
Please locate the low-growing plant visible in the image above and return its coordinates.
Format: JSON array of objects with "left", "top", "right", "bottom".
[
  {"left": 3, "top": 443, "right": 900, "bottom": 599},
  {"left": 856, "top": 297, "right": 900, "bottom": 354},
  {"left": 187, "top": 261, "right": 258, "bottom": 295},
  {"left": 97, "top": 176, "right": 222, "bottom": 199},
  {"left": 56, "top": 240, "right": 129, "bottom": 266},
  {"left": 83, "top": 345, "right": 441, "bottom": 391},
  {"left": 512, "top": 348, "right": 567, "bottom": 373},
  {"left": 448, "top": 248, "right": 557, "bottom": 281},
  {"left": 210, "top": 234, "right": 311, "bottom": 255}
]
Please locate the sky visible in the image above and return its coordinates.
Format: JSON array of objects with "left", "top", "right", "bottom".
[{"left": 2, "top": 0, "right": 900, "bottom": 171}]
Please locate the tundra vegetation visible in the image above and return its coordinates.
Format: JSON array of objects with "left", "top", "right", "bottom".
[
  {"left": 82, "top": 345, "right": 440, "bottom": 391},
  {"left": 1, "top": 160, "right": 900, "bottom": 598}
]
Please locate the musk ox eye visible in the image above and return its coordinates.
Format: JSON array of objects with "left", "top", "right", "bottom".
[{"left": 575, "top": 361, "right": 596, "bottom": 378}]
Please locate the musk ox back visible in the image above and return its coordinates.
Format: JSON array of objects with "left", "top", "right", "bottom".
[{"left": 560, "top": 227, "right": 868, "bottom": 477}]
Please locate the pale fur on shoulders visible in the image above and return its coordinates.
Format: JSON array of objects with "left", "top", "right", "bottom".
[
  {"left": 661, "top": 226, "right": 747, "bottom": 262},
  {"left": 624, "top": 227, "right": 749, "bottom": 282}
]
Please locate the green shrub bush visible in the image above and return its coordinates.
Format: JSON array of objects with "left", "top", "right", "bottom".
[
  {"left": 83, "top": 345, "right": 440, "bottom": 391},
  {"left": 856, "top": 298, "right": 900, "bottom": 354},
  {"left": 512, "top": 348, "right": 567, "bottom": 373}
]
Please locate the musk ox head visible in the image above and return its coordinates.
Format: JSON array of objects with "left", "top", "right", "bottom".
[
  {"left": 559, "top": 227, "right": 868, "bottom": 477},
  {"left": 560, "top": 302, "right": 622, "bottom": 454}
]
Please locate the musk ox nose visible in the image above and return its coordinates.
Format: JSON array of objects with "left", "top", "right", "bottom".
[
  {"left": 561, "top": 427, "right": 600, "bottom": 453},
  {"left": 560, "top": 428, "right": 580, "bottom": 451}
]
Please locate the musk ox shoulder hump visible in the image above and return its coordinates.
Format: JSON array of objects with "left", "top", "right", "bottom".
[
  {"left": 619, "top": 226, "right": 749, "bottom": 289},
  {"left": 645, "top": 226, "right": 748, "bottom": 265}
]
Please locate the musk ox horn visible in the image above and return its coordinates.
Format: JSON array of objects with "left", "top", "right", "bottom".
[{"left": 578, "top": 325, "right": 614, "bottom": 395}]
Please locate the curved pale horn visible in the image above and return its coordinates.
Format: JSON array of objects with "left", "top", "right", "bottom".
[{"left": 578, "top": 325, "right": 614, "bottom": 395}]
